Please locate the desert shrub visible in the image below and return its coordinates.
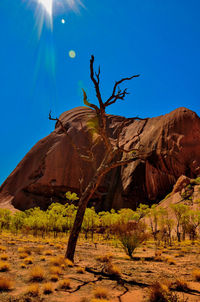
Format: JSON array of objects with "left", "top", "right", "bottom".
[
  {"left": 0, "top": 261, "right": 10, "bottom": 272},
  {"left": 93, "top": 286, "right": 109, "bottom": 299},
  {"left": 148, "top": 281, "right": 185, "bottom": 302},
  {"left": 113, "top": 221, "right": 148, "bottom": 259},
  {"left": 29, "top": 266, "right": 45, "bottom": 282},
  {"left": 193, "top": 270, "right": 200, "bottom": 281},
  {"left": 25, "top": 283, "right": 39, "bottom": 297},
  {"left": 43, "top": 282, "right": 53, "bottom": 294},
  {"left": 58, "top": 278, "right": 71, "bottom": 289},
  {"left": 173, "top": 279, "right": 189, "bottom": 291},
  {"left": 0, "top": 277, "right": 13, "bottom": 291}
]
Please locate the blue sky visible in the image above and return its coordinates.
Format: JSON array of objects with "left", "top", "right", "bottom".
[{"left": 0, "top": 0, "right": 200, "bottom": 185}]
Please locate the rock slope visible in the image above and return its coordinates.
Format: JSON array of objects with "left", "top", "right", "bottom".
[{"left": 0, "top": 106, "right": 200, "bottom": 211}]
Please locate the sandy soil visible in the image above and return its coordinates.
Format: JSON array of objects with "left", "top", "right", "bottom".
[{"left": 0, "top": 233, "right": 200, "bottom": 302}]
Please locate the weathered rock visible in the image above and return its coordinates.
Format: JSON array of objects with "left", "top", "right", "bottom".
[
  {"left": 0, "top": 106, "right": 200, "bottom": 211},
  {"left": 172, "top": 175, "right": 191, "bottom": 194}
]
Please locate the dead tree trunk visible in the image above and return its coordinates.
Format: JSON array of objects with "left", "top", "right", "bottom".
[{"left": 50, "top": 55, "right": 149, "bottom": 262}]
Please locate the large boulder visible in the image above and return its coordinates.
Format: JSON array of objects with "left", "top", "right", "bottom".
[{"left": 0, "top": 106, "right": 200, "bottom": 211}]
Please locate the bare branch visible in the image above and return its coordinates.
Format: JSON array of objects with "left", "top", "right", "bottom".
[
  {"left": 90, "top": 55, "right": 104, "bottom": 109},
  {"left": 105, "top": 75, "right": 139, "bottom": 107}
]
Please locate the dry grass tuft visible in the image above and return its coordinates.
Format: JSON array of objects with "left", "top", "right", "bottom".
[
  {"left": 93, "top": 286, "right": 109, "bottom": 299},
  {"left": 0, "top": 253, "right": 8, "bottom": 261},
  {"left": 106, "top": 263, "right": 121, "bottom": 277},
  {"left": 45, "top": 250, "right": 53, "bottom": 256},
  {"left": 65, "top": 258, "right": 74, "bottom": 267},
  {"left": 18, "top": 247, "right": 31, "bottom": 255},
  {"left": 96, "top": 253, "right": 113, "bottom": 263},
  {"left": 173, "top": 278, "right": 189, "bottom": 291},
  {"left": 43, "top": 282, "right": 53, "bottom": 294},
  {"left": 25, "top": 283, "right": 39, "bottom": 297},
  {"left": 0, "top": 261, "right": 10, "bottom": 272},
  {"left": 0, "top": 277, "right": 13, "bottom": 291},
  {"left": 50, "top": 256, "right": 64, "bottom": 266},
  {"left": 50, "top": 274, "right": 59, "bottom": 282},
  {"left": 19, "top": 252, "right": 29, "bottom": 259},
  {"left": 58, "top": 278, "right": 71, "bottom": 290},
  {"left": 165, "top": 256, "right": 176, "bottom": 265},
  {"left": 50, "top": 266, "right": 62, "bottom": 275},
  {"left": 0, "top": 246, "right": 6, "bottom": 252},
  {"left": 24, "top": 257, "right": 33, "bottom": 265},
  {"left": 20, "top": 263, "right": 26, "bottom": 269},
  {"left": 29, "top": 265, "right": 45, "bottom": 282},
  {"left": 76, "top": 266, "right": 85, "bottom": 274},
  {"left": 193, "top": 270, "right": 200, "bottom": 281}
]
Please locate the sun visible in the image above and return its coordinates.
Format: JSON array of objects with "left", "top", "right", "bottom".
[
  {"left": 33, "top": 0, "right": 84, "bottom": 34},
  {"left": 38, "top": 0, "right": 53, "bottom": 18}
]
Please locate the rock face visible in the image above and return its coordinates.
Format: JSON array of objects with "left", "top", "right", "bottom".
[{"left": 0, "top": 106, "right": 200, "bottom": 211}]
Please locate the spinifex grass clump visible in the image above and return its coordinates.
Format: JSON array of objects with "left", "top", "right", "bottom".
[
  {"left": 29, "top": 266, "right": 45, "bottom": 282},
  {"left": 113, "top": 221, "right": 148, "bottom": 259},
  {"left": 0, "top": 277, "right": 14, "bottom": 292}
]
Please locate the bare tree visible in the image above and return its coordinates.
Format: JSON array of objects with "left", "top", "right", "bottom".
[{"left": 50, "top": 55, "right": 150, "bottom": 261}]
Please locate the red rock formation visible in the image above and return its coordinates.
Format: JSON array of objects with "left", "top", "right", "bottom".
[{"left": 0, "top": 106, "right": 200, "bottom": 211}]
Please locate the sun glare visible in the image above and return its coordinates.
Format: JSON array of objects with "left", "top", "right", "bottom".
[{"left": 38, "top": 0, "right": 53, "bottom": 18}]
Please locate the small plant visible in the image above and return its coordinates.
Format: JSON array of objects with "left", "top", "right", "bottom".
[
  {"left": 193, "top": 269, "right": 200, "bottom": 281},
  {"left": 0, "top": 277, "right": 13, "bottom": 292},
  {"left": 43, "top": 282, "right": 53, "bottom": 294},
  {"left": 0, "top": 261, "right": 10, "bottom": 272},
  {"left": 58, "top": 278, "right": 71, "bottom": 289},
  {"left": 40, "top": 256, "right": 46, "bottom": 261},
  {"left": 29, "top": 265, "right": 45, "bottom": 282},
  {"left": 113, "top": 221, "right": 148, "bottom": 259},
  {"left": 25, "top": 283, "right": 39, "bottom": 297},
  {"left": 93, "top": 286, "right": 109, "bottom": 299}
]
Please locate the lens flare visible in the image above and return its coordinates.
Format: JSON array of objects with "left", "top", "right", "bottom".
[{"left": 32, "top": 0, "right": 84, "bottom": 34}]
